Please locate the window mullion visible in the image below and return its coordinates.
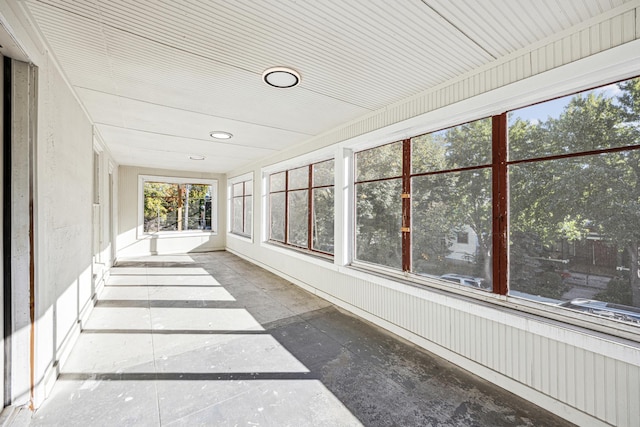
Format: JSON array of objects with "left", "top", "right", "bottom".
[
  {"left": 492, "top": 114, "right": 508, "bottom": 295},
  {"left": 284, "top": 171, "right": 289, "bottom": 244},
  {"left": 241, "top": 181, "right": 246, "bottom": 234},
  {"left": 402, "top": 139, "right": 411, "bottom": 272}
]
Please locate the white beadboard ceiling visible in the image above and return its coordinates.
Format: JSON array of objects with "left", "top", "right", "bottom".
[{"left": 23, "top": 0, "right": 632, "bottom": 173}]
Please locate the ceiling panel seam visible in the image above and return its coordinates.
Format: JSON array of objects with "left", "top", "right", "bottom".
[{"left": 420, "top": 0, "right": 498, "bottom": 60}]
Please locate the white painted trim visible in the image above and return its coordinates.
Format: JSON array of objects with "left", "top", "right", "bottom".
[{"left": 136, "top": 174, "right": 218, "bottom": 239}]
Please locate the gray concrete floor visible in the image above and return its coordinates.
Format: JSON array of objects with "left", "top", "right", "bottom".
[{"left": 29, "top": 251, "right": 573, "bottom": 426}]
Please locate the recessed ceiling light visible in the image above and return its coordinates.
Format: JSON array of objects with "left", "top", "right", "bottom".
[
  {"left": 189, "top": 155, "right": 205, "bottom": 160},
  {"left": 209, "top": 131, "right": 233, "bottom": 140},
  {"left": 262, "top": 67, "right": 301, "bottom": 88}
]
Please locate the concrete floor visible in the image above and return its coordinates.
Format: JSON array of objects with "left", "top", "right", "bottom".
[{"left": 28, "top": 251, "right": 573, "bottom": 426}]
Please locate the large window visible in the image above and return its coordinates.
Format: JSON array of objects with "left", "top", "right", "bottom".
[
  {"left": 268, "top": 159, "right": 334, "bottom": 255},
  {"left": 231, "top": 178, "right": 252, "bottom": 237},
  {"left": 508, "top": 78, "right": 640, "bottom": 323},
  {"left": 355, "top": 118, "right": 492, "bottom": 290},
  {"left": 140, "top": 176, "right": 215, "bottom": 233},
  {"left": 353, "top": 76, "right": 640, "bottom": 326}
]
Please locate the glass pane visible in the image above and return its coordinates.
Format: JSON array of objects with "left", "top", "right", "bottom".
[
  {"left": 355, "top": 179, "right": 402, "bottom": 269},
  {"left": 143, "top": 182, "right": 212, "bottom": 232},
  {"left": 509, "top": 77, "right": 640, "bottom": 161},
  {"left": 232, "top": 197, "right": 243, "bottom": 233},
  {"left": 232, "top": 182, "right": 243, "bottom": 197},
  {"left": 270, "top": 172, "right": 286, "bottom": 192},
  {"left": 509, "top": 151, "right": 640, "bottom": 324},
  {"left": 412, "top": 118, "right": 492, "bottom": 174},
  {"left": 245, "top": 180, "right": 253, "bottom": 196},
  {"left": 244, "top": 195, "right": 252, "bottom": 236},
  {"left": 289, "top": 166, "right": 309, "bottom": 190},
  {"left": 184, "top": 184, "right": 211, "bottom": 231},
  {"left": 288, "top": 190, "right": 309, "bottom": 247},
  {"left": 312, "top": 188, "right": 334, "bottom": 253},
  {"left": 411, "top": 170, "right": 492, "bottom": 290},
  {"left": 270, "top": 192, "right": 285, "bottom": 242},
  {"left": 143, "top": 182, "right": 180, "bottom": 232},
  {"left": 355, "top": 141, "right": 402, "bottom": 182},
  {"left": 313, "top": 159, "right": 334, "bottom": 187}
]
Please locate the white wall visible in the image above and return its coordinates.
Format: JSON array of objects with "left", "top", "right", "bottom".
[
  {"left": 226, "top": 8, "right": 640, "bottom": 427},
  {"left": 116, "top": 166, "right": 226, "bottom": 258},
  {"left": 0, "top": 1, "right": 118, "bottom": 408}
]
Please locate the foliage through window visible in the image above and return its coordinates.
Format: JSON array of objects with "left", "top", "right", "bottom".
[
  {"left": 268, "top": 160, "right": 334, "bottom": 255},
  {"left": 353, "top": 76, "right": 640, "bottom": 326},
  {"left": 355, "top": 118, "right": 492, "bottom": 289},
  {"left": 143, "top": 181, "right": 213, "bottom": 233},
  {"left": 508, "top": 77, "right": 640, "bottom": 323}
]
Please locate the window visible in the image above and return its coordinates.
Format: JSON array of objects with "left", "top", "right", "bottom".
[
  {"left": 508, "top": 77, "right": 640, "bottom": 322},
  {"left": 231, "top": 178, "right": 252, "bottom": 237},
  {"left": 354, "top": 118, "right": 492, "bottom": 289},
  {"left": 140, "top": 176, "right": 215, "bottom": 233},
  {"left": 352, "top": 76, "right": 640, "bottom": 327},
  {"left": 268, "top": 159, "right": 334, "bottom": 255},
  {"left": 457, "top": 232, "right": 469, "bottom": 244}
]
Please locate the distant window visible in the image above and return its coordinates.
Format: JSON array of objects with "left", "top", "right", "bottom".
[
  {"left": 457, "top": 232, "right": 469, "bottom": 244},
  {"left": 140, "top": 176, "right": 216, "bottom": 233},
  {"left": 93, "top": 151, "right": 100, "bottom": 204},
  {"left": 268, "top": 159, "right": 334, "bottom": 255},
  {"left": 231, "top": 178, "right": 253, "bottom": 237}
]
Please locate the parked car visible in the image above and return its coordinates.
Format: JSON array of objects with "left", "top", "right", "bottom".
[
  {"left": 559, "top": 298, "right": 640, "bottom": 324},
  {"left": 439, "top": 274, "right": 489, "bottom": 290}
]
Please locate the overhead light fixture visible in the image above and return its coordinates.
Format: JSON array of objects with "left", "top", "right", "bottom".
[
  {"left": 189, "top": 155, "right": 205, "bottom": 160},
  {"left": 209, "top": 131, "right": 233, "bottom": 140},
  {"left": 262, "top": 66, "right": 301, "bottom": 88}
]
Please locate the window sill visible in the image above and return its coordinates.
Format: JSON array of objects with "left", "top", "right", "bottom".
[
  {"left": 139, "top": 230, "right": 217, "bottom": 239},
  {"left": 262, "top": 240, "right": 334, "bottom": 265},
  {"left": 228, "top": 232, "right": 252, "bottom": 242}
]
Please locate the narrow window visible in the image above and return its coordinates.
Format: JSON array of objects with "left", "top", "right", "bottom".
[
  {"left": 231, "top": 179, "right": 253, "bottom": 237},
  {"left": 508, "top": 77, "right": 640, "bottom": 321},
  {"left": 268, "top": 160, "right": 335, "bottom": 256}
]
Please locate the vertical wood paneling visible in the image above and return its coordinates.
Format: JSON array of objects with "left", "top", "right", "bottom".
[
  {"left": 548, "top": 338, "right": 558, "bottom": 398},
  {"left": 604, "top": 357, "right": 617, "bottom": 425},
  {"left": 616, "top": 361, "right": 628, "bottom": 427},
  {"left": 590, "top": 24, "right": 601, "bottom": 55},
  {"left": 611, "top": 15, "right": 623, "bottom": 47},
  {"left": 594, "top": 354, "right": 606, "bottom": 420},
  {"left": 601, "top": 19, "right": 612, "bottom": 50},
  {"left": 584, "top": 350, "right": 596, "bottom": 415},
  {"left": 558, "top": 341, "right": 568, "bottom": 402},
  {"left": 566, "top": 345, "right": 576, "bottom": 406},
  {"left": 574, "top": 347, "right": 586, "bottom": 411},
  {"left": 623, "top": 10, "right": 635, "bottom": 42},
  {"left": 628, "top": 365, "right": 640, "bottom": 424}
]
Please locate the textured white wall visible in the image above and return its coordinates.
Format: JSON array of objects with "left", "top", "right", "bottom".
[
  {"left": 117, "top": 166, "right": 226, "bottom": 258},
  {"left": 0, "top": 1, "right": 119, "bottom": 407},
  {"left": 33, "top": 55, "right": 106, "bottom": 406}
]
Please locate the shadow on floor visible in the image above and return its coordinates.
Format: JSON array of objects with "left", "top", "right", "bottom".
[{"left": 29, "top": 251, "right": 574, "bottom": 427}]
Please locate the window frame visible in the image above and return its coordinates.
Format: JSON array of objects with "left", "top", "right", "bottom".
[
  {"left": 353, "top": 118, "right": 493, "bottom": 278},
  {"left": 137, "top": 174, "right": 218, "bottom": 238},
  {"left": 267, "top": 159, "right": 335, "bottom": 257},
  {"left": 350, "top": 75, "right": 640, "bottom": 334},
  {"left": 229, "top": 174, "right": 253, "bottom": 239}
]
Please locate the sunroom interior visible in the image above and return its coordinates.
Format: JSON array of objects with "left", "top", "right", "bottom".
[{"left": 1, "top": 1, "right": 640, "bottom": 426}]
